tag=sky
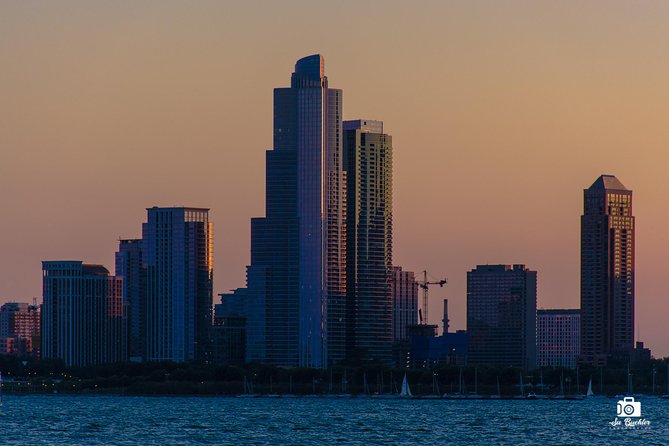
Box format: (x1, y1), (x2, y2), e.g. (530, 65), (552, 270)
(1, 1), (668, 357)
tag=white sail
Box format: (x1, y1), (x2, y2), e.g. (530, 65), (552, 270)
(586, 378), (594, 397)
(400, 373), (412, 397)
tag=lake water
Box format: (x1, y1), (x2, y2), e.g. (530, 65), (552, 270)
(0, 395), (667, 445)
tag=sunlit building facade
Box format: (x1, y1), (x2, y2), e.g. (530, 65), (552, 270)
(143, 207), (213, 363)
(344, 119), (393, 362)
(0, 302), (41, 357)
(580, 175), (635, 366)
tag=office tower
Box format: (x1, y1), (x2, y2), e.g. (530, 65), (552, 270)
(537, 309), (580, 368)
(580, 175), (635, 366)
(248, 54), (345, 367)
(41, 261), (126, 366)
(115, 239), (145, 362)
(143, 207), (213, 362)
(391, 266), (419, 341)
(0, 302), (40, 357)
(467, 264), (537, 370)
(343, 119), (393, 362)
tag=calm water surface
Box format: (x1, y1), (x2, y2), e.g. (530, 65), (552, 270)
(0, 395), (667, 445)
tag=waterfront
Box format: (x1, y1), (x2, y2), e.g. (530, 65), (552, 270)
(0, 395), (667, 445)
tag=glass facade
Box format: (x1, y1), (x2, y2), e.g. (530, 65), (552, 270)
(41, 261), (126, 367)
(143, 207), (213, 362)
(344, 120), (393, 363)
(250, 55), (345, 367)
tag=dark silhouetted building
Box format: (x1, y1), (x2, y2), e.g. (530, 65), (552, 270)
(343, 119), (393, 363)
(580, 175), (635, 366)
(409, 330), (468, 368)
(467, 264), (537, 370)
(537, 309), (580, 368)
(143, 207), (213, 362)
(41, 261), (126, 366)
(209, 307), (246, 365)
(115, 239), (145, 362)
(247, 54), (345, 367)
(218, 273), (265, 364)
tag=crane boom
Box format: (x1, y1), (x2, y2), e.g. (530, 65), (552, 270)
(417, 270), (447, 324)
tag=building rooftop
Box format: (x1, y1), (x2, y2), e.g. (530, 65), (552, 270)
(588, 175), (629, 192)
(294, 54), (324, 78)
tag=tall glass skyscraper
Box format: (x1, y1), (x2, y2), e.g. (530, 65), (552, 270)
(343, 119), (393, 363)
(143, 207), (213, 362)
(580, 175), (634, 366)
(250, 55), (345, 367)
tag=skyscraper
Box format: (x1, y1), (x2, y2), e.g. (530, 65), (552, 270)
(42, 261), (125, 366)
(248, 54), (345, 367)
(580, 175), (635, 366)
(391, 266), (419, 342)
(467, 264), (537, 370)
(143, 207), (213, 362)
(115, 239), (145, 362)
(343, 119), (393, 362)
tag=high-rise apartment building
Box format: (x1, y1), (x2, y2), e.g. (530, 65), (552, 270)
(537, 309), (580, 368)
(115, 239), (145, 361)
(580, 175), (635, 366)
(391, 266), (419, 342)
(143, 207), (213, 362)
(41, 261), (126, 366)
(0, 302), (40, 357)
(343, 119), (393, 362)
(467, 264), (537, 370)
(248, 54), (345, 367)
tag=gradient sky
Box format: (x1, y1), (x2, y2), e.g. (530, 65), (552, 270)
(2, 1), (668, 356)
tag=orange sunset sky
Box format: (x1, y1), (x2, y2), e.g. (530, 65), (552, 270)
(1, 1), (668, 356)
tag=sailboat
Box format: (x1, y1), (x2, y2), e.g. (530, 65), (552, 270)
(586, 378), (594, 397)
(400, 373), (412, 398)
(662, 363), (669, 399)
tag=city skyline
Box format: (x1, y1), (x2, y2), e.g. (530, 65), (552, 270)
(2, 1), (669, 357)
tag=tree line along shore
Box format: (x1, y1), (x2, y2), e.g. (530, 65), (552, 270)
(0, 356), (667, 397)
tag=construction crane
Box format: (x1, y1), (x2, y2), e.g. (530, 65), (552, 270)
(417, 270), (447, 325)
